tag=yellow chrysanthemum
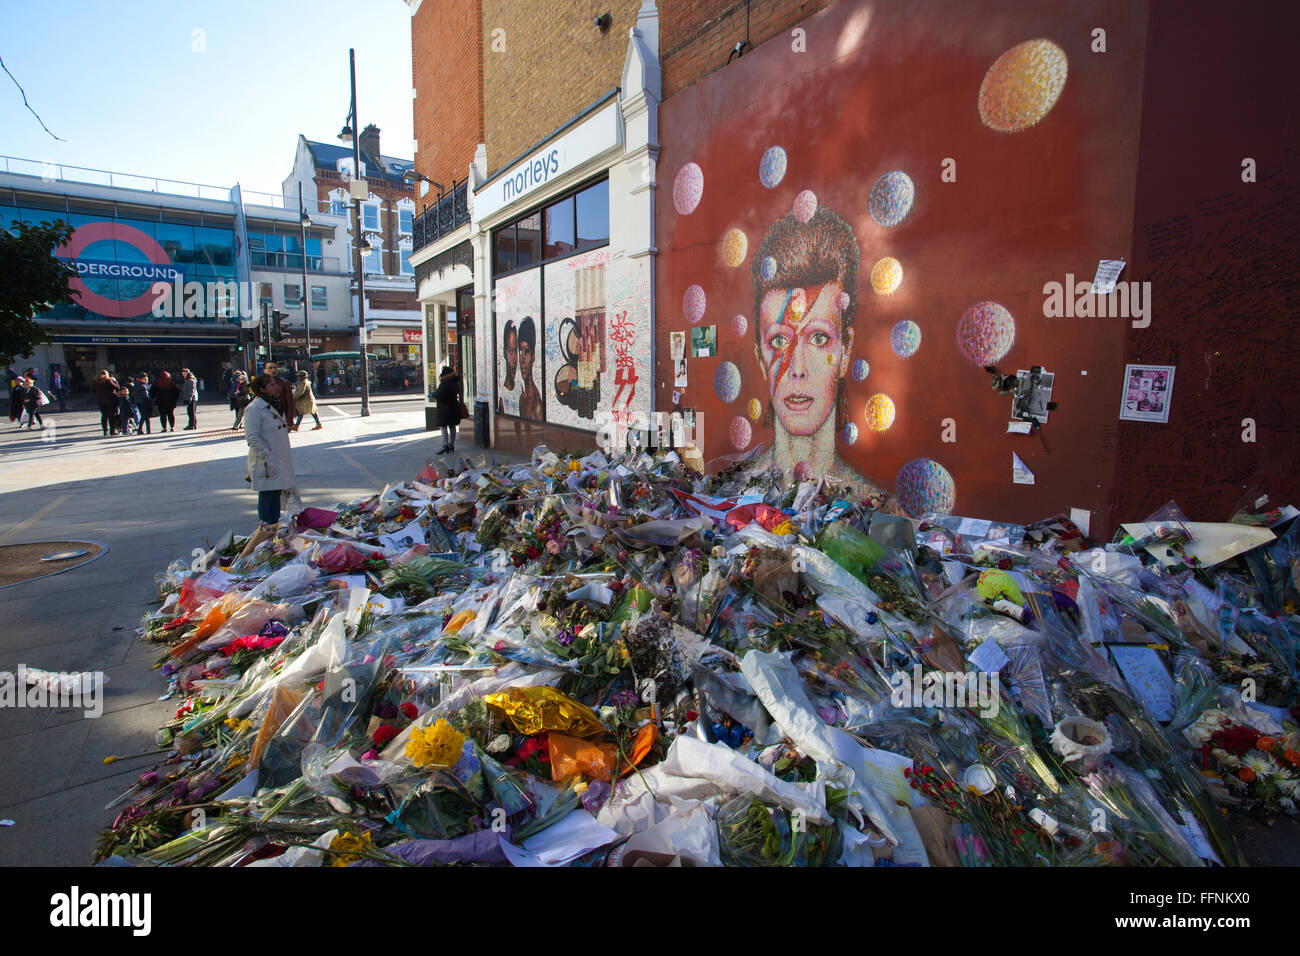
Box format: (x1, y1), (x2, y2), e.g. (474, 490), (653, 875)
(405, 718), (466, 768)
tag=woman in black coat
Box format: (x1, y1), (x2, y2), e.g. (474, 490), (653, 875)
(150, 371), (181, 433)
(433, 365), (463, 454)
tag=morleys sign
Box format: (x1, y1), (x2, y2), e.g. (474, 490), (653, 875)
(473, 101), (619, 223)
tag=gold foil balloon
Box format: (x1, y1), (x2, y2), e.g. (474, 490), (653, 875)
(979, 39), (1068, 133)
(484, 686), (607, 737)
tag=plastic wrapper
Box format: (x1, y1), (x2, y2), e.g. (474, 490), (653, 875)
(716, 794), (840, 867)
(548, 732), (618, 782)
(485, 686), (607, 738)
(819, 521), (885, 582)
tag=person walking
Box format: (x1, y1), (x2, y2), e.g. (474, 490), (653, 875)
(243, 373), (296, 531)
(179, 368), (198, 430)
(9, 373), (25, 427)
(231, 374), (252, 429)
(292, 370), (321, 431)
(50, 366), (67, 412)
(129, 375), (153, 435)
(433, 365), (464, 454)
(91, 370), (120, 436)
(151, 371), (180, 433)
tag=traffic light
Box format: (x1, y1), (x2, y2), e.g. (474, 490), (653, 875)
(272, 310), (289, 341)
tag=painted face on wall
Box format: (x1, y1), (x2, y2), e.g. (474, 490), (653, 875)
(504, 330), (518, 373)
(756, 280), (852, 437)
(518, 335), (535, 378)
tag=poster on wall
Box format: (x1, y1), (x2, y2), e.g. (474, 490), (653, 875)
(543, 248), (609, 430)
(1118, 364), (1175, 424)
(692, 325), (717, 357)
(494, 269), (543, 420)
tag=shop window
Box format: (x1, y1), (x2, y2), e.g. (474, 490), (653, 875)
(544, 196), (575, 259)
(516, 212), (541, 269)
(311, 286), (327, 309)
(493, 224), (516, 275)
(576, 180), (609, 250)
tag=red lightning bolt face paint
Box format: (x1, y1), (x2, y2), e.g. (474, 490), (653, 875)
(759, 281), (844, 437)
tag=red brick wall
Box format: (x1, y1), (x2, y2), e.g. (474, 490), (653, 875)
(660, 0), (830, 99)
(412, 0), (485, 205)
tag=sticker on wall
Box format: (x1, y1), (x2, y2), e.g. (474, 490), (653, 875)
(957, 301), (1016, 366)
(896, 458), (957, 517)
(758, 146), (787, 188)
(673, 162), (703, 215)
(870, 257), (903, 295)
(868, 171), (915, 227)
(683, 284), (707, 324)
(714, 361), (741, 403)
(721, 227), (748, 267)
(1091, 259), (1126, 296)
(494, 269), (543, 420)
(978, 38), (1069, 133)
(692, 325), (717, 358)
(1118, 363), (1175, 424)
(1012, 451), (1036, 484)
(891, 320), (922, 358)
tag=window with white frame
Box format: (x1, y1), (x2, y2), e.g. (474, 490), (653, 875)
(400, 249), (414, 275)
(399, 208), (413, 234)
(363, 240), (382, 274)
(362, 202), (380, 231)
(311, 286), (327, 309)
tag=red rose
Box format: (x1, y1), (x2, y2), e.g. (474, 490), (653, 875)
(400, 702), (418, 721)
(373, 725), (397, 748)
(526, 545), (541, 560)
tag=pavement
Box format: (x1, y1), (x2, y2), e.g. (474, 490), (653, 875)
(0, 396), (485, 865)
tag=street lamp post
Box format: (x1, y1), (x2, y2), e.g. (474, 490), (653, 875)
(298, 182), (312, 375)
(341, 47), (371, 417)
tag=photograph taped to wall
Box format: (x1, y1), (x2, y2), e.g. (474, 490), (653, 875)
(674, 356), (688, 388)
(1011, 369), (1055, 423)
(494, 269), (543, 420)
(1119, 363), (1175, 424)
(670, 330), (686, 361)
(544, 247), (609, 429)
(691, 324), (717, 357)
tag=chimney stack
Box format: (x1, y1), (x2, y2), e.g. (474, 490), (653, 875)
(359, 124), (381, 165)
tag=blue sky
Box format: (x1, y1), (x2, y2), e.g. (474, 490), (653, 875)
(0, 0), (415, 200)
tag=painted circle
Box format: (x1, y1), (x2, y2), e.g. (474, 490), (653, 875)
(731, 313), (748, 337)
(56, 222), (174, 318)
(793, 189), (818, 223)
(979, 39), (1069, 133)
(871, 257), (903, 295)
(673, 162), (704, 214)
(868, 171), (915, 227)
(851, 358), (870, 382)
(759, 256), (777, 281)
(957, 301), (1016, 366)
(730, 416), (752, 450)
(759, 146), (788, 188)
(896, 458), (957, 517)
(746, 398), (762, 420)
(683, 284), (707, 324)
(865, 393), (895, 432)
(722, 227), (748, 267)
(891, 320), (922, 358)
(842, 422), (859, 445)
(714, 361), (742, 403)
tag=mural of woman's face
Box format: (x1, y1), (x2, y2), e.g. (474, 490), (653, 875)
(504, 330), (518, 372)
(756, 280), (852, 437)
(519, 335), (535, 377)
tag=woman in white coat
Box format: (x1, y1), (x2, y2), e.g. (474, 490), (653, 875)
(244, 373), (297, 529)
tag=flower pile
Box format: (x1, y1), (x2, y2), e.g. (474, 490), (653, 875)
(99, 447), (1300, 867)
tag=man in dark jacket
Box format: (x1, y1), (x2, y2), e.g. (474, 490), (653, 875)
(262, 362), (298, 430)
(129, 375), (154, 434)
(433, 365), (463, 454)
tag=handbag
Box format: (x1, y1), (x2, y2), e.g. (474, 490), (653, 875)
(458, 399), (469, 420)
(34, 389), (49, 407)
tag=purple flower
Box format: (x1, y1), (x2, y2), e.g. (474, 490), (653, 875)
(557, 630), (575, 646)
(609, 689), (639, 709)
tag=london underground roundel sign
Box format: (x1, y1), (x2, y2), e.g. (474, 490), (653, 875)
(56, 222), (178, 319)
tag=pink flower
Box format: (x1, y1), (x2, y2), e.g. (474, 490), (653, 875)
(546, 539), (562, 555)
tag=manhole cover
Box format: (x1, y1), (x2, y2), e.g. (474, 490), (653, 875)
(41, 549), (89, 562)
(0, 541), (106, 588)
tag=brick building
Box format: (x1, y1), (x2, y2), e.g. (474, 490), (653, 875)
(282, 126), (424, 391)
